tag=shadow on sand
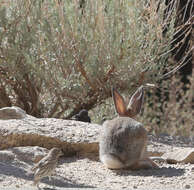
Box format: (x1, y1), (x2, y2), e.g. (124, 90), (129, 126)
(111, 166), (185, 177)
(0, 161), (95, 189)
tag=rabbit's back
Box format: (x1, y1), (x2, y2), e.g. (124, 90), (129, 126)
(100, 117), (147, 168)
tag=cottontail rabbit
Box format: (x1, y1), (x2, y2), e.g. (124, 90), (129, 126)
(99, 86), (158, 169)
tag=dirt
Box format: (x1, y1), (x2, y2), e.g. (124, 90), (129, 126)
(0, 135), (194, 190)
(1, 156), (194, 189)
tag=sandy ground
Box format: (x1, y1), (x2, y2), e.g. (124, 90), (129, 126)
(0, 135), (194, 190)
(1, 154), (194, 189)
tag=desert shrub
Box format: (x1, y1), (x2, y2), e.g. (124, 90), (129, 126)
(92, 73), (194, 138)
(0, 0), (175, 118)
(141, 73), (194, 137)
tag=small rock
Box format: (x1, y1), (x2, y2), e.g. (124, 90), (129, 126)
(151, 156), (166, 162)
(0, 106), (26, 120)
(15, 184), (20, 188)
(185, 184), (191, 189)
(162, 148), (194, 164)
(160, 180), (165, 184)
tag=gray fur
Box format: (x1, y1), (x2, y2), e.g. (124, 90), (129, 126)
(99, 86), (158, 169)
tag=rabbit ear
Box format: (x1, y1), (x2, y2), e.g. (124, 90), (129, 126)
(112, 88), (127, 116)
(127, 86), (144, 117)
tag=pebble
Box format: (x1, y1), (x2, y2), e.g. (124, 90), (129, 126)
(159, 180), (165, 184)
(185, 184), (191, 189)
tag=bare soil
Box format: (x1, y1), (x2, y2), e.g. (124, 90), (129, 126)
(0, 135), (194, 190)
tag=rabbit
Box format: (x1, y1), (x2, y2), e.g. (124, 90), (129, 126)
(99, 86), (158, 170)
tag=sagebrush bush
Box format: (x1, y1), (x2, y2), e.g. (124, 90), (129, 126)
(0, 0), (193, 137)
(141, 73), (194, 137)
(0, 0), (175, 118)
(92, 74), (194, 137)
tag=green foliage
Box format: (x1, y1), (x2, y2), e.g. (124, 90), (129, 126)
(0, 0), (175, 118)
